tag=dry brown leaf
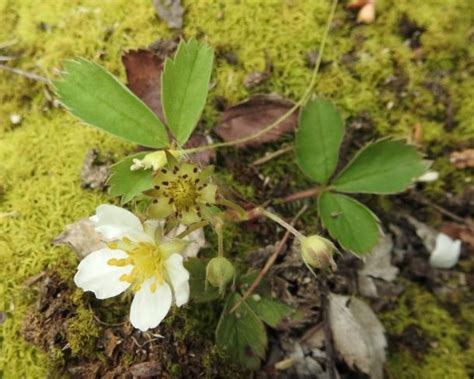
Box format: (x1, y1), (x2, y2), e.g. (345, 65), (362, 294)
(450, 149), (474, 169)
(122, 49), (165, 123)
(440, 222), (474, 248)
(152, 0), (184, 29)
(215, 94), (298, 148)
(129, 361), (161, 377)
(329, 294), (386, 379)
(80, 149), (110, 190)
(358, 234), (399, 298)
(53, 218), (104, 260)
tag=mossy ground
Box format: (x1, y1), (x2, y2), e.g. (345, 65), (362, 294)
(0, 0), (472, 377)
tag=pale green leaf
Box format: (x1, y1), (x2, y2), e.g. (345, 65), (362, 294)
(216, 293), (267, 369)
(162, 39), (214, 145)
(318, 191), (380, 255)
(108, 153), (154, 204)
(55, 58), (169, 148)
(332, 139), (429, 194)
(295, 99), (345, 183)
(246, 296), (293, 328)
(184, 258), (220, 303)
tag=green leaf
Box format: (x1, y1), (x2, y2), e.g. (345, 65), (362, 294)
(246, 296), (293, 328)
(184, 258), (220, 303)
(318, 191), (380, 255)
(295, 99), (345, 183)
(108, 153), (154, 204)
(162, 39), (214, 145)
(216, 293), (267, 369)
(332, 139), (429, 194)
(55, 58), (169, 148)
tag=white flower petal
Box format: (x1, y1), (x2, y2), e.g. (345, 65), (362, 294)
(74, 248), (132, 299)
(91, 204), (144, 241)
(167, 224), (206, 259)
(165, 253), (190, 307)
(130, 279), (172, 331)
(417, 171), (439, 183)
(429, 233), (462, 269)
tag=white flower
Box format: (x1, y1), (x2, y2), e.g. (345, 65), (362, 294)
(429, 233), (462, 269)
(74, 204), (196, 331)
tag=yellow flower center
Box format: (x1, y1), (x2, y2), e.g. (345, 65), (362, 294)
(107, 238), (166, 292)
(168, 177), (199, 212)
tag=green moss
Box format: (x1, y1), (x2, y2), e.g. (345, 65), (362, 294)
(381, 283), (471, 378)
(65, 307), (100, 357)
(0, 0), (472, 376)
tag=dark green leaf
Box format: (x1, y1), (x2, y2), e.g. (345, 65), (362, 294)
(108, 153), (154, 204)
(162, 39), (214, 145)
(318, 191), (380, 255)
(295, 99), (345, 183)
(246, 296), (293, 328)
(216, 293), (267, 369)
(184, 258), (220, 303)
(55, 58), (169, 148)
(332, 139), (429, 194)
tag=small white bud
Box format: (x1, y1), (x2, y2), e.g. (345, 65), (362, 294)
(206, 257), (235, 293)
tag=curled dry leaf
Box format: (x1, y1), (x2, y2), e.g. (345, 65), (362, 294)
(122, 49), (165, 123)
(450, 149), (474, 169)
(53, 218), (104, 260)
(358, 234), (399, 298)
(215, 94), (298, 148)
(152, 0), (184, 29)
(329, 294), (386, 379)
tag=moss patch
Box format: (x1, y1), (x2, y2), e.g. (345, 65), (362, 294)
(381, 283), (472, 378)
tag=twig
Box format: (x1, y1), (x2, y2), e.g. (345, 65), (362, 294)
(320, 272), (337, 379)
(0, 63), (51, 84)
(411, 192), (465, 224)
(281, 187), (320, 203)
(229, 205), (308, 313)
(252, 145), (293, 166)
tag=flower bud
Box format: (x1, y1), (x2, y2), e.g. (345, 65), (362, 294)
(301, 235), (337, 271)
(206, 257), (235, 293)
(130, 151), (168, 171)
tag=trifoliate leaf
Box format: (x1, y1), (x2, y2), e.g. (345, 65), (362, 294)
(295, 99), (345, 183)
(108, 153), (154, 204)
(55, 59), (169, 148)
(216, 293), (267, 369)
(162, 39), (214, 145)
(318, 191), (380, 255)
(332, 139), (429, 194)
(184, 258), (220, 303)
(246, 296), (293, 328)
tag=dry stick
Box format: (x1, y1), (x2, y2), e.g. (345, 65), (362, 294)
(281, 187), (321, 203)
(252, 145), (293, 166)
(0, 63), (51, 83)
(229, 205), (308, 314)
(411, 192), (465, 224)
(182, 0), (339, 155)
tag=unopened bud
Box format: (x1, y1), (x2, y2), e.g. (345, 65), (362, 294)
(130, 151), (168, 171)
(206, 257), (235, 293)
(301, 235), (337, 271)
